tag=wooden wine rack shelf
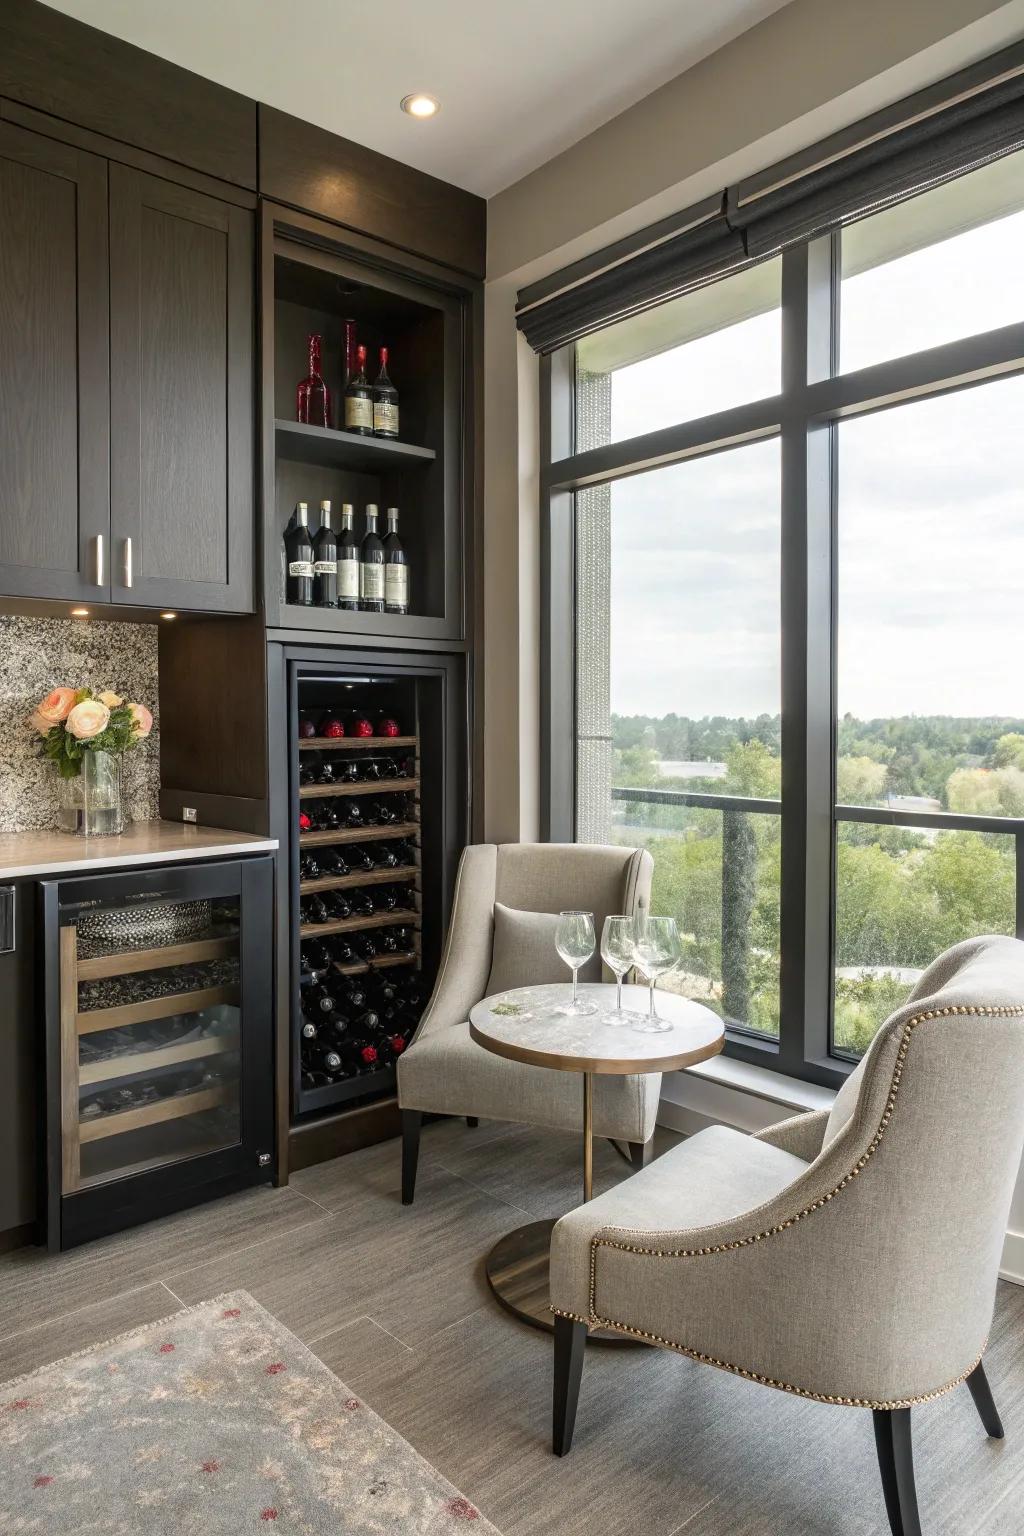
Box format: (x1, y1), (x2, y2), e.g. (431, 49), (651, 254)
(77, 935), (238, 981)
(79, 1031), (240, 1088)
(299, 735), (417, 750)
(79, 1083), (234, 1143)
(300, 865), (418, 895)
(333, 951), (418, 979)
(299, 908), (419, 940)
(299, 822), (418, 848)
(77, 983), (240, 1036)
(299, 777), (418, 799)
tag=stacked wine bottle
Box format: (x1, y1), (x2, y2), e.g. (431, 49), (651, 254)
(296, 707), (425, 1096)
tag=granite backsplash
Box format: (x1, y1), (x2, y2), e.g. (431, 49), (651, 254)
(0, 617), (159, 832)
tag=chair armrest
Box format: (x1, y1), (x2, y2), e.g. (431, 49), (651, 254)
(752, 1109), (830, 1162)
(410, 844), (497, 1042)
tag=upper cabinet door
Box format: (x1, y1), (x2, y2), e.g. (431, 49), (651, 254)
(109, 166), (254, 612)
(0, 123), (109, 601)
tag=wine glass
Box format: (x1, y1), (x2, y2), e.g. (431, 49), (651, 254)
(631, 915), (681, 1032)
(600, 915), (641, 1026)
(554, 911), (598, 1016)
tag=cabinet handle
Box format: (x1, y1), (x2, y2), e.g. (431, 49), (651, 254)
(123, 537), (133, 589)
(94, 534), (104, 587)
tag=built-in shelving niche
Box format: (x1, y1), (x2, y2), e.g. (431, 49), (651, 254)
(266, 236), (465, 642)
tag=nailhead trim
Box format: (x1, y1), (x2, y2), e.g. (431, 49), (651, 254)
(573, 1003), (1024, 1408)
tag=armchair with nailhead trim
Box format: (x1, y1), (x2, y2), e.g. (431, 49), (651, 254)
(549, 934), (1024, 1536)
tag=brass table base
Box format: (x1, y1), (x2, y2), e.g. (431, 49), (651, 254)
(484, 1217), (646, 1346)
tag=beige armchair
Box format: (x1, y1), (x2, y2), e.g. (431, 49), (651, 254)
(549, 935), (1024, 1536)
(397, 841), (654, 1204)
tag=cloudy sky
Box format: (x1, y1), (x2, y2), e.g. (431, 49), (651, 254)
(603, 206), (1024, 721)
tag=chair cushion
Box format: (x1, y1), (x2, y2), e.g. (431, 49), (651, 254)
(484, 903), (600, 996)
(397, 1020), (660, 1142)
(550, 1125), (809, 1319)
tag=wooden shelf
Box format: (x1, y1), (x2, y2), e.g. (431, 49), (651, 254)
(299, 908), (419, 940)
(76, 935), (238, 982)
(79, 1031), (239, 1088)
(79, 1083), (234, 1143)
(299, 736), (417, 750)
(275, 419), (435, 471)
(77, 983), (240, 1036)
(300, 865), (418, 894)
(299, 777), (417, 800)
(333, 953), (418, 978)
(299, 823), (418, 848)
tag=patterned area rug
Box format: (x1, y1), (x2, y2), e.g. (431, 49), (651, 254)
(0, 1291), (499, 1533)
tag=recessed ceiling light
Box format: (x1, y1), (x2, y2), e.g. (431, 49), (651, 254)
(401, 93), (440, 119)
(71, 607), (89, 617)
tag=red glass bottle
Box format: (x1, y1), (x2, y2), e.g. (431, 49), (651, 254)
(296, 334), (331, 428)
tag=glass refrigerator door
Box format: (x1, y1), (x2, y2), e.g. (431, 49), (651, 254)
(60, 889), (243, 1192)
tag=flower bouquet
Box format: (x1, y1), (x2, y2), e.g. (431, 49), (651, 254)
(31, 687), (153, 835)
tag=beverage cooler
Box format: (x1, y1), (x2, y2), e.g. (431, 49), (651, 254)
(41, 858), (274, 1251)
(287, 653), (464, 1119)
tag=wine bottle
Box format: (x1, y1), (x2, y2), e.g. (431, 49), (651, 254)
(320, 848), (352, 877)
(310, 803), (342, 831)
(337, 504), (360, 613)
(285, 503), (314, 607)
(297, 715), (318, 739)
(350, 890), (376, 917)
(296, 333), (331, 428)
(330, 758), (359, 784)
(300, 894), (330, 925)
(303, 981), (339, 1017)
(340, 800), (364, 828)
(299, 758), (319, 786)
(354, 933), (377, 960)
(345, 1039), (380, 1074)
(344, 344), (374, 435)
(348, 845), (375, 872)
(360, 505), (385, 613)
(299, 852), (322, 881)
(333, 938), (357, 965)
(342, 319), (358, 388)
(376, 886), (400, 912)
(300, 1019), (318, 1040)
(374, 843), (400, 869)
(313, 501), (338, 608)
(326, 892), (353, 920)
(337, 981), (369, 1011)
(300, 938), (333, 973)
(306, 1045), (343, 1074)
(372, 347), (399, 438)
(383, 507), (409, 615)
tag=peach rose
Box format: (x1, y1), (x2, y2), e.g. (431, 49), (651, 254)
(128, 703), (153, 739)
(97, 691), (123, 708)
(33, 687), (77, 729)
(65, 699), (111, 741)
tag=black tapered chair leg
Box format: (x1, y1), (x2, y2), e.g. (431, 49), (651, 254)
(552, 1316), (587, 1456)
(466, 1116), (479, 1127)
(966, 1360), (1004, 1438)
(873, 1408), (922, 1536)
(628, 1139), (653, 1170)
(401, 1109), (422, 1206)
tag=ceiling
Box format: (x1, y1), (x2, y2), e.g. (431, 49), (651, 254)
(40, 0), (790, 197)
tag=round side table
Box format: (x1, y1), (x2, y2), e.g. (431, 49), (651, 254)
(469, 981), (724, 1341)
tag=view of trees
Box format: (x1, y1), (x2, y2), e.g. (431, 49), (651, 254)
(610, 714), (1019, 1054)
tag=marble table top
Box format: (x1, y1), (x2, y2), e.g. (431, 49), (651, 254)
(469, 982), (724, 1075)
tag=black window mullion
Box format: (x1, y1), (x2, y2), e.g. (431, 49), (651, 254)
(540, 348), (577, 842)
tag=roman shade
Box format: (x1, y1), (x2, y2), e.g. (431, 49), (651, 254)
(515, 41), (1024, 357)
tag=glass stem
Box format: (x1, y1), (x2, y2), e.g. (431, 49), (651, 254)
(649, 977), (656, 1017)
(616, 973), (623, 1012)
(572, 966), (579, 1007)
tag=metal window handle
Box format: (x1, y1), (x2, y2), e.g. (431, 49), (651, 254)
(123, 537), (133, 589)
(94, 533), (104, 587)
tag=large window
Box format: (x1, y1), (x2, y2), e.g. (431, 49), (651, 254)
(544, 147), (1024, 1087)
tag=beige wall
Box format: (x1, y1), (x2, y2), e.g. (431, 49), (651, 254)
(480, 0), (1024, 843)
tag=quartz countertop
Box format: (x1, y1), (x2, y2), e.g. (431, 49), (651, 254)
(0, 821), (277, 879)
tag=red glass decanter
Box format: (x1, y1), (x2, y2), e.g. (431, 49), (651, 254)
(296, 334), (331, 428)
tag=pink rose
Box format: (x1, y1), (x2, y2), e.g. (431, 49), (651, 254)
(31, 687), (77, 733)
(97, 691), (123, 708)
(65, 699), (110, 740)
(128, 703), (153, 739)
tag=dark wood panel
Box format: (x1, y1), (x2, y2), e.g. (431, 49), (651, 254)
(0, 881), (37, 1239)
(0, 121), (109, 601)
(287, 1098), (400, 1172)
(259, 106), (485, 280)
(158, 614), (268, 806)
(0, 0), (257, 190)
(109, 165), (254, 612)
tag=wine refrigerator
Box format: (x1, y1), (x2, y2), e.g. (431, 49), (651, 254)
(41, 857), (275, 1251)
(286, 652), (464, 1119)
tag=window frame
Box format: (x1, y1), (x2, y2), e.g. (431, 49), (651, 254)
(540, 227), (1024, 1091)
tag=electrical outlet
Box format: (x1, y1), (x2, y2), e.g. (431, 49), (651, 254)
(182, 806), (198, 823)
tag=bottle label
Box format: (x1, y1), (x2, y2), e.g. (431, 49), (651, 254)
(385, 566), (408, 605)
(374, 400), (399, 435)
(338, 557), (360, 599)
(361, 564), (384, 601)
(345, 396), (373, 431)
(288, 560), (314, 577)
(313, 559), (337, 575)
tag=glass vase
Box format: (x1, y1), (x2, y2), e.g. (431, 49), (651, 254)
(59, 750), (124, 836)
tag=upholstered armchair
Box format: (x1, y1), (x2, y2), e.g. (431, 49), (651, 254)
(397, 841), (654, 1204)
(549, 934), (1024, 1536)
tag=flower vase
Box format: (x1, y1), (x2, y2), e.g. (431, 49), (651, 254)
(59, 750), (124, 836)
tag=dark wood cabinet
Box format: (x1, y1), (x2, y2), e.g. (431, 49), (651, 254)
(0, 122), (109, 601)
(109, 167), (254, 612)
